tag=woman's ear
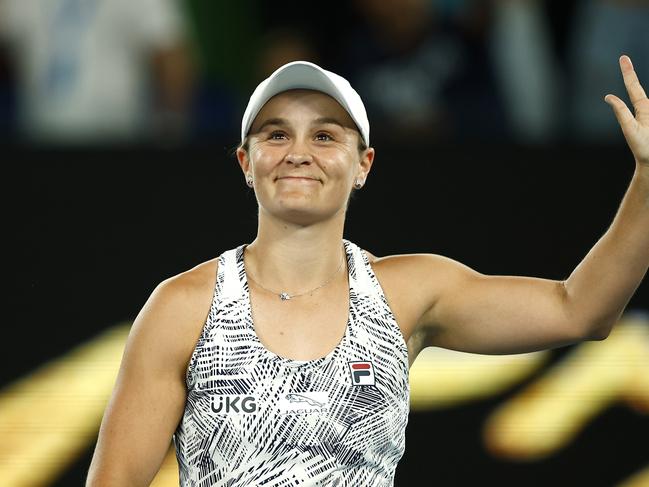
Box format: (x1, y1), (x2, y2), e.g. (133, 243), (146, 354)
(359, 147), (375, 181)
(236, 147), (250, 175)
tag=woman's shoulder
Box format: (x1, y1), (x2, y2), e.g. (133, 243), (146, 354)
(156, 243), (242, 305)
(158, 256), (219, 308)
(117, 256), (221, 384)
(364, 250), (472, 306)
(362, 250), (461, 343)
(364, 249), (464, 275)
(138, 256), (220, 337)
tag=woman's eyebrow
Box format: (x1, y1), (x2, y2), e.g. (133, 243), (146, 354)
(253, 118), (288, 133)
(311, 117), (346, 128)
(253, 116), (348, 134)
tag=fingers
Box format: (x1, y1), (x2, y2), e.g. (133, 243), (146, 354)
(604, 93), (636, 131)
(620, 55), (648, 108)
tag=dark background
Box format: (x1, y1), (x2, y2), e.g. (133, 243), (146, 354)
(3, 0), (649, 484)
(8, 140), (648, 486)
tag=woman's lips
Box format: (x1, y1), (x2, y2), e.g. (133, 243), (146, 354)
(277, 176), (319, 182)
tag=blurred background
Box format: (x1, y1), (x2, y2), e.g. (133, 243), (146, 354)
(3, 0), (649, 485)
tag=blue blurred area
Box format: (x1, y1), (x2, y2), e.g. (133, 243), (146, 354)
(0, 46), (15, 140)
(0, 0), (648, 146)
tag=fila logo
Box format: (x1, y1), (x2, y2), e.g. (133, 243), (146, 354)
(211, 395), (257, 414)
(349, 361), (375, 386)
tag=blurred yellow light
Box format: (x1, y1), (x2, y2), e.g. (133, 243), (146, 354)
(618, 464), (649, 487)
(409, 347), (548, 410)
(0, 324), (130, 486)
(483, 316), (649, 461)
(1, 313), (647, 485)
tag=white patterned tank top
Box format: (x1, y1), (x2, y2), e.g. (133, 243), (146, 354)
(174, 239), (410, 486)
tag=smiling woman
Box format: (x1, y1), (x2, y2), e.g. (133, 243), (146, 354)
(86, 58), (649, 486)
(238, 89), (373, 226)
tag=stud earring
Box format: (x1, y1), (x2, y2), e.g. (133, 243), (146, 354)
(246, 175), (254, 187)
(353, 178), (363, 190)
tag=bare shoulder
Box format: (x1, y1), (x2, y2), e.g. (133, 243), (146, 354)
(365, 250), (477, 294)
(159, 257), (219, 306)
(131, 257), (219, 376)
(361, 250), (481, 343)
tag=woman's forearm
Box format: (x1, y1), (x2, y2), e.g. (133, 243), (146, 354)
(564, 163), (649, 337)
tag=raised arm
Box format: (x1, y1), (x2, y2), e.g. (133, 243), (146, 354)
(381, 56), (649, 356)
(86, 269), (212, 486)
(561, 55), (649, 339)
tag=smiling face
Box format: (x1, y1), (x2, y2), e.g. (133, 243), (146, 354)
(237, 89), (374, 226)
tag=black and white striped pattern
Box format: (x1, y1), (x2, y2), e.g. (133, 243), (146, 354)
(174, 240), (410, 486)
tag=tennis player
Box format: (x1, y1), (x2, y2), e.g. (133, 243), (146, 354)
(86, 55), (649, 486)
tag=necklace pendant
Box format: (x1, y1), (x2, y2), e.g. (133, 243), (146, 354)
(279, 292), (291, 301)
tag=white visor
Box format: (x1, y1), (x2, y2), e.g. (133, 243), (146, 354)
(241, 61), (369, 147)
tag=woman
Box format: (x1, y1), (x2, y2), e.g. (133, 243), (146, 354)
(87, 57), (649, 486)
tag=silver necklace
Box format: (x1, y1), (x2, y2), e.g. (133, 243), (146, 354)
(245, 252), (345, 301)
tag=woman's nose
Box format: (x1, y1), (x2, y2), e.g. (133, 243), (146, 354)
(285, 140), (313, 165)
(285, 153), (313, 165)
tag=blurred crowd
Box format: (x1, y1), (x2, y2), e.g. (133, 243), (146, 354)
(0, 0), (647, 147)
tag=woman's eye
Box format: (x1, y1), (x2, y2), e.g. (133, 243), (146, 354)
(269, 131), (287, 140)
(315, 133), (333, 141)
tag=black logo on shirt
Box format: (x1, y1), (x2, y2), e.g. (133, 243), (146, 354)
(285, 393), (325, 408)
(211, 395), (257, 413)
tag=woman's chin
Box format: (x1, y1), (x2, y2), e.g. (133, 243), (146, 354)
(262, 202), (343, 226)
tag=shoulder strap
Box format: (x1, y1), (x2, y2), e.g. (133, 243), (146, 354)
(216, 245), (246, 301)
(344, 239), (376, 296)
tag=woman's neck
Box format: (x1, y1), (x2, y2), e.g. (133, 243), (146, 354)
(244, 212), (347, 292)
